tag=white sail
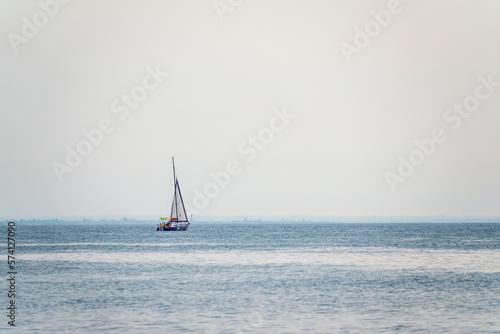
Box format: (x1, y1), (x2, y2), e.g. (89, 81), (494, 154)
(170, 179), (188, 222)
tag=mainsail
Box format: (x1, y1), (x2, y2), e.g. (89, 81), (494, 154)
(170, 179), (188, 222)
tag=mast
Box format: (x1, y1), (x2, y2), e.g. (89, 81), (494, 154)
(171, 157), (178, 220)
(172, 157), (176, 184)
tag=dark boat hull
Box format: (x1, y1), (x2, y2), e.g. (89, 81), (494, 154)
(157, 223), (189, 231)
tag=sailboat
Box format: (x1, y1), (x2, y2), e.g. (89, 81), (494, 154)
(157, 157), (190, 231)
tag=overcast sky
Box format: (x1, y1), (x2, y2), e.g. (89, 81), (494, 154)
(1, 0), (499, 220)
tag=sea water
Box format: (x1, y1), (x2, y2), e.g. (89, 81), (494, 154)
(3, 223), (500, 333)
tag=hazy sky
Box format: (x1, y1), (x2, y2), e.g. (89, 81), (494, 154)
(1, 0), (499, 219)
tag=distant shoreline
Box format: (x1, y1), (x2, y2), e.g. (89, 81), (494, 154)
(3, 217), (500, 225)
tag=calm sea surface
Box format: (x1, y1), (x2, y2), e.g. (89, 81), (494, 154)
(3, 223), (500, 333)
